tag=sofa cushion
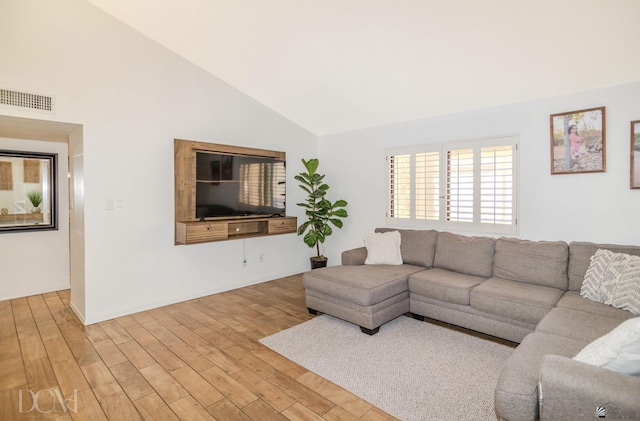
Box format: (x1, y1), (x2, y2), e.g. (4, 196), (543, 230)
(556, 291), (636, 320)
(495, 332), (585, 421)
(568, 241), (640, 291)
(376, 228), (438, 267)
(493, 237), (568, 289)
(433, 232), (495, 277)
(408, 268), (487, 306)
(536, 307), (629, 343)
(580, 249), (640, 315)
(573, 317), (640, 376)
(364, 231), (403, 265)
(303, 264), (424, 306)
(470, 277), (563, 325)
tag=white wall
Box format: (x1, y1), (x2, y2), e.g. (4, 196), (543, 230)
(0, 0), (316, 323)
(0, 138), (70, 299)
(319, 83), (640, 264)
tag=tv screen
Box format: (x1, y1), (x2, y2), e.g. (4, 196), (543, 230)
(195, 152), (286, 219)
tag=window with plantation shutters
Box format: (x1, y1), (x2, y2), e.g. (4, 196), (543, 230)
(387, 135), (518, 235)
(416, 152), (439, 220)
(388, 154), (411, 218)
(480, 145), (514, 225)
(446, 148), (474, 223)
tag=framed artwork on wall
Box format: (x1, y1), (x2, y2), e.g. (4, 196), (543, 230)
(550, 107), (606, 175)
(632, 120), (640, 189)
(0, 149), (58, 233)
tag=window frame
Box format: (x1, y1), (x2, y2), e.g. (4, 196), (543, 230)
(386, 134), (519, 235)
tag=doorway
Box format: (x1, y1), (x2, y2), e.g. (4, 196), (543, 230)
(0, 114), (85, 320)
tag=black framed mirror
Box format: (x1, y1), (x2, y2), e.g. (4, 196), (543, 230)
(0, 149), (58, 232)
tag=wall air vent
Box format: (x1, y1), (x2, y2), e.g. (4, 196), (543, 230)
(0, 88), (55, 114)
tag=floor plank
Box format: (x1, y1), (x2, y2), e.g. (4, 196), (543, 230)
(133, 392), (181, 421)
(139, 364), (189, 404)
(100, 391), (143, 421)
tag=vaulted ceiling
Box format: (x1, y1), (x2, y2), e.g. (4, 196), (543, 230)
(86, 0), (640, 136)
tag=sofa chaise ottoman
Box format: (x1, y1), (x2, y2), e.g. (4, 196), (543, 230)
(303, 264), (424, 334)
(303, 229), (436, 334)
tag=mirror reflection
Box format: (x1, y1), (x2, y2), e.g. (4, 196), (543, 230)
(0, 150), (57, 232)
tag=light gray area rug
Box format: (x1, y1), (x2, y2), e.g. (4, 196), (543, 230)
(260, 315), (514, 421)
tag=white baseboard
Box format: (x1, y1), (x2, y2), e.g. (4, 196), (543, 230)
(81, 267), (307, 325)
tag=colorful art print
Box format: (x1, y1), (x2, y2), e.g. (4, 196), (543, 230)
(550, 107), (606, 175)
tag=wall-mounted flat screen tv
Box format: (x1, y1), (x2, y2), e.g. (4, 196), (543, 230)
(195, 151), (286, 219)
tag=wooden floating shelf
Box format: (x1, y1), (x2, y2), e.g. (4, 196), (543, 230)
(175, 216), (297, 245)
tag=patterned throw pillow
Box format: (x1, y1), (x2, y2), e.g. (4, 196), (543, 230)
(581, 249), (626, 302)
(608, 255), (640, 315)
(364, 230), (403, 265)
(581, 249), (640, 315)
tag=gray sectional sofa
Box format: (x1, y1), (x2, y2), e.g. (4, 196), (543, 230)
(302, 228), (640, 421)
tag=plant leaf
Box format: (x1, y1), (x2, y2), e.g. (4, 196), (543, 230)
(303, 230), (318, 247)
(331, 209), (348, 218)
(297, 220), (311, 235)
(304, 158), (319, 175)
(298, 186), (313, 195)
(329, 218), (343, 228)
(333, 199), (347, 207)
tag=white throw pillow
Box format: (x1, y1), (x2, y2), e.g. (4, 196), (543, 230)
(580, 249), (640, 315)
(573, 317), (640, 376)
(364, 231), (403, 265)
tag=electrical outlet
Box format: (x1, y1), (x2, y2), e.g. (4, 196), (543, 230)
(259, 253), (264, 263)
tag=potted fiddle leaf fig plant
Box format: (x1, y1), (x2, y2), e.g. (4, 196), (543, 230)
(296, 158), (348, 269)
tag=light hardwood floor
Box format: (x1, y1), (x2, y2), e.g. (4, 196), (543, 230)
(0, 274), (398, 421)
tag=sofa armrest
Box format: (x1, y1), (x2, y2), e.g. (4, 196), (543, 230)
(341, 247), (367, 265)
(539, 354), (640, 421)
